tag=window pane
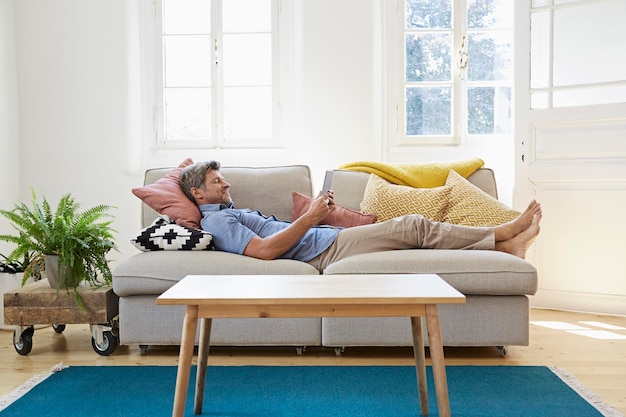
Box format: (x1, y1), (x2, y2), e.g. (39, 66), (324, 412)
(405, 87), (452, 135)
(467, 87), (511, 134)
(223, 0), (271, 33)
(164, 37), (212, 87)
(224, 87), (272, 139)
(467, 0), (513, 29)
(223, 34), (272, 86)
(553, 1), (626, 87)
(406, 34), (452, 82)
(553, 85), (626, 107)
(530, 11), (550, 89)
(405, 0), (451, 29)
(531, 91), (549, 109)
(163, 0), (210, 34)
(467, 32), (512, 81)
(164, 88), (211, 140)
(532, 0), (550, 7)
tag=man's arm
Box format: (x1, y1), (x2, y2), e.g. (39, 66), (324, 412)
(243, 192), (335, 260)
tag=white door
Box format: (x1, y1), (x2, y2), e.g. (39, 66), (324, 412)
(515, 0), (626, 315)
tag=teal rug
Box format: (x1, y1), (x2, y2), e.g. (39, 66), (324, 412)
(0, 365), (619, 417)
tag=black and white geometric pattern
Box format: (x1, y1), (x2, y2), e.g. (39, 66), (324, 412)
(131, 216), (215, 252)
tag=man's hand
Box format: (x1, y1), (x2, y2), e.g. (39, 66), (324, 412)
(305, 191), (336, 224)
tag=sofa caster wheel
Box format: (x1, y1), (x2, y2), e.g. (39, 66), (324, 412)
(497, 346), (507, 357)
(295, 346), (306, 356)
(334, 347), (345, 357)
(139, 344), (149, 355)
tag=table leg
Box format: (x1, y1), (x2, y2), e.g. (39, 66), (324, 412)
(425, 304), (451, 417)
(172, 305), (199, 417)
(411, 316), (429, 416)
(194, 318), (212, 415)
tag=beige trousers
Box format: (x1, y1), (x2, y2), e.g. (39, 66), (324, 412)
(308, 214), (494, 272)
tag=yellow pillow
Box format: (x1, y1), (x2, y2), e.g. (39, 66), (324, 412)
(360, 174), (451, 222)
(443, 170), (520, 226)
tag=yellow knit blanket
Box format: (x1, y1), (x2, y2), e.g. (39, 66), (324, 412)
(338, 158), (485, 188)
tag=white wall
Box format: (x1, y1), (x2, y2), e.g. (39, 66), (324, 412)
(0, 0), (19, 255)
(12, 0), (143, 263)
(6, 0), (516, 266)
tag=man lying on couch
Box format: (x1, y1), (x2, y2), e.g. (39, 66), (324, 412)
(179, 160), (542, 273)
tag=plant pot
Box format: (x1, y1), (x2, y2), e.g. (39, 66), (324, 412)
(1, 272), (33, 329)
(44, 255), (74, 289)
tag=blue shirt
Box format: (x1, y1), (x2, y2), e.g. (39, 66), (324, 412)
(198, 203), (341, 262)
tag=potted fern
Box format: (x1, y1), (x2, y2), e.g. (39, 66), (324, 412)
(0, 191), (116, 309)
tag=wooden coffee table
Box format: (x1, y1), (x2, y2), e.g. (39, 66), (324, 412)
(157, 274), (465, 417)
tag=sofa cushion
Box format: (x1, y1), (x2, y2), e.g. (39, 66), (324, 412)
(132, 158), (202, 229)
(443, 170), (520, 226)
(323, 250), (537, 295)
(131, 216), (215, 252)
(223, 165), (314, 221)
(360, 174), (451, 222)
(112, 251), (318, 297)
(291, 192), (377, 228)
(139, 165), (314, 228)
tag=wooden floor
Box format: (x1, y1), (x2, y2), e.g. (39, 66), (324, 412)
(1, 308), (625, 415)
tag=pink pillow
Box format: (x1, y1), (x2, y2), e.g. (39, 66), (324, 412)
(132, 158), (202, 229)
(291, 192), (377, 228)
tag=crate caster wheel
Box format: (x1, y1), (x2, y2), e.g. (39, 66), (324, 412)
(496, 346), (507, 357)
(139, 345), (149, 355)
(13, 326), (35, 356)
(52, 324), (66, 333)
(91, 331), (117, 356)
(295, 346), (306, 356)
(334, 347), (345, 357)
(90, 323), (118, 356)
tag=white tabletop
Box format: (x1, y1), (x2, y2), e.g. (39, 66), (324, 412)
(157, 274), (465, 306)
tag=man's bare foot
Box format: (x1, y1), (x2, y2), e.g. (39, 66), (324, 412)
(495, 213), (542, 259)
(494, 200), (542, 242)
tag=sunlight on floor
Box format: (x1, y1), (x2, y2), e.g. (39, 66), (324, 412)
(578, 321), (626, 330)
(531, 321), (587, 330)
(566, 330), (626, 340)
(530, 320), (626, 340)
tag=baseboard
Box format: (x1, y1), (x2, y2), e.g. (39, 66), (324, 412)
(531, 288), (626, 316)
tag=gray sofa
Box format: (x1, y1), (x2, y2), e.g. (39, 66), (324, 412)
(112, 165), (537, 355)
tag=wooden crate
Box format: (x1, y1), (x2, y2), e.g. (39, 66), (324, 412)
(3, 279), (119, 325)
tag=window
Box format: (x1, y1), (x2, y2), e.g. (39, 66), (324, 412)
(387, 0), (513, 146)
(156, 0), (280, 148)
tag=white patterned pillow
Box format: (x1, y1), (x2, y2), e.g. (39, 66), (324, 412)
(132, 216), (215, 252)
